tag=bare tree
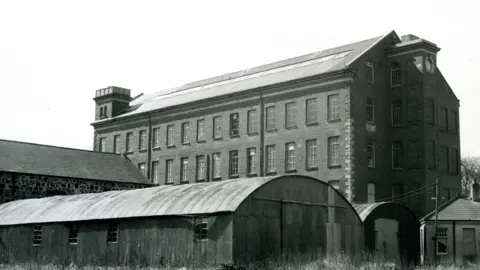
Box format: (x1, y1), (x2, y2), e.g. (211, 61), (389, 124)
(461, 156), (480, 197)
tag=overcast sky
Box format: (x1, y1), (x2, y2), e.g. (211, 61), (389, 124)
(0, 1), (478, 157)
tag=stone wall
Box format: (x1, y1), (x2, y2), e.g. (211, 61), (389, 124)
(0, 171), (150, 204)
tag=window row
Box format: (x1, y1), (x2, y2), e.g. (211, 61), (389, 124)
(389, 98), (458, 132)
(98, 95), (342, 153)
(30, 218), (208, 246)
(391, 140), (459, 174)
(140, 137), (342, 184)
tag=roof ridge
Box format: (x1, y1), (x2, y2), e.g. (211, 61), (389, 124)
(0, 138), (122, 156)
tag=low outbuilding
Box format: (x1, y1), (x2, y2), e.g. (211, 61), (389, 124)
(0, 174), (363, 268)
(354, 202), (420, 265)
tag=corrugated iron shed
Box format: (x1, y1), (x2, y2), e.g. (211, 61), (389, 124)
(94, 33), (391, 122)
(0, 139), (150, 184)
(0, 176), (279, 226)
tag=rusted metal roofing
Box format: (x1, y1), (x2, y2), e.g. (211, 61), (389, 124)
(0, 176), (279, 226)
(0, 139), (150, 184)
(94, 33), (392, 123)
(422, 197), (480, 221)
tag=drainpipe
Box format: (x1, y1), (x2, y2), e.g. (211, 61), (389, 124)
(452, 220), (456, 265)
(259, 90), (265, 177)
(147, 113), (153, 181)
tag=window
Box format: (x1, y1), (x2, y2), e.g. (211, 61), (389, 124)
(440, 107), (448, 131)
(32, 225), (42, 246)
(196, 155), (205, 181)
(113, 135), (120, 154)
(181, 157), (189, 182)
(440, 146), (450, 174)
(392, 184), (403, 203)
(428, 140), (436, 170)
(107, 223), (118, 244)
(126, 132), (133, 152)
(212, 153), (221, 179)
(194, 218), (208, 241)
(409, 141), (420, 169)
(246, 148), (257, 175)
(285, 142), (296, 171)
(229, 150), (239, 177)
(367, 138), (375, 168)
(306, 139), (317, 169)
(426, 98), (435, 126)
(306, 98), (318, 124)
(165, 159), (173, 184)
(167, 125), (175, 146)
(285, 102), (297, 128)
(367, 183), (375, 203)
(328, 136), (340, 167)
(138, 163), (146, 176)
(213, 116), (222, 139)
(328, 94), (340, 121)
(452, 148), (459, 175)
(392, 141), (403, 169)
(436, 228), (448, 255)
(181, 122), (190, 144)
(266, 145), (276, 173)
(230, 113), (239, 137)
(407, 99), (419, 125)
(197, 119), (205, 141)
(452, 111), (458, 134)
(266, 106), (276, 131)
(99, 137), (106, 153)
(152, 127), (160, 148)
(139, 130), (147, 151)
(366, 97), (375, 123)
(68, 224), (79, 245)
(366, 61), (375, 83)
(247, 109), (258, 133)
(151, 161), (160, 184)
(391, 101), (402, 127)
(390, 63), (401, 87)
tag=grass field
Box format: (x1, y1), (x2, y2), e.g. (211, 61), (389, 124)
(1, 254), (479, 270)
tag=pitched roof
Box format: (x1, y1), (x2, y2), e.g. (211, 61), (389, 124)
(94, 32), (393, 123)
(422, 197), (480, 221)
(0, 139), (150, 184)
(0, 176), (281, 226)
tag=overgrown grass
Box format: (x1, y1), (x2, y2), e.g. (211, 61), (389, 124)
(1, 254), (479, 270)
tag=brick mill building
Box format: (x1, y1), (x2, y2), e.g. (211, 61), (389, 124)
(91, 30), (460, 217)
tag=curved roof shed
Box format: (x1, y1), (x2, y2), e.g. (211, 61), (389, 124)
(354, 202), (420, 264)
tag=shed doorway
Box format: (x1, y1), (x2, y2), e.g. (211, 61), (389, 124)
(374, 218), (399, 262)
(462, 228), (476, 263)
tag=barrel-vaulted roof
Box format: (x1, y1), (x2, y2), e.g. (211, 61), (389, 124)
(94, 31), (397, 123)
(353, 202), (419, 222)
(0, 176), (278, 226)
(0, 139), (149, 184)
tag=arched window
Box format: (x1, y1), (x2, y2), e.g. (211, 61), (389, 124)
(366, 60), (374, 83)
(390, 63), (402, 87)
(406, 58), (418, 85)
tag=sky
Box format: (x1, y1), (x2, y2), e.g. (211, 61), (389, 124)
(0, 1), (479, 157)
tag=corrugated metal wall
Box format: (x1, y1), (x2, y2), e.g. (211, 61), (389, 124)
(0, 214), (233, 267)
(232, 175), (364, 264)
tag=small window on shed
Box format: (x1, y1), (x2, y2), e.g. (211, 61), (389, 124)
(32, 225), (42, 246)
(68, 224), (79, 245)
(194, 218), (208, 241)
(107, 223), (118, 244)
